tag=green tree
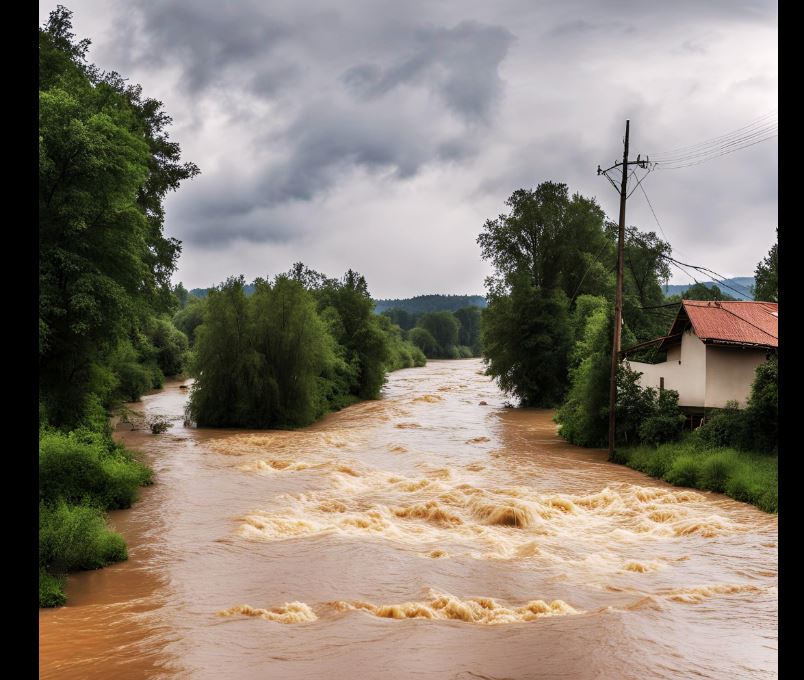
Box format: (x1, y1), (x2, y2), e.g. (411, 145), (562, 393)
(188, 277), (260, 426)
(417, 311), (460, 357)
(477, 182), (610, 300)
(39, 6), (198, 423)
(482, 275), (572, 407)
(249, 276), (336, 426)
(382, 307), (415, 331)
(682, 282), (735, 301)
(453, 306), (482, 354)
(409, 327), (439, 357)
(753, 230), (778, 302)
(172, 296), (207, 346)
(315, 270), (390, 400)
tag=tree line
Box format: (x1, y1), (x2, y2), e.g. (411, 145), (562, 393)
(39, 7), (197, 606)
(381, 307), (482, 358)
(476, 180), (778, 453)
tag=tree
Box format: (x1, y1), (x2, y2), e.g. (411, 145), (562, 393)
(416, 311), (460, 357)
(481, 275), (572, 407)
(682, 282), (735, 301)
(453, 306), (482, 354)
(477, 182), (610, 300)
(409, 327), (439, 357)
(39, 6), (198, 423)
(316, 270), (390, 399)
(381, 307), (415, 331)
(188, 277), (260, 427)
(753, 230), (778, 302)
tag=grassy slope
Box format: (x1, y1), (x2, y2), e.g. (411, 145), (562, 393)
(611, 435), (777, 513)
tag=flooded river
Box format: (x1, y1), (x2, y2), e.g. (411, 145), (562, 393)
(39, 359), (777, 679)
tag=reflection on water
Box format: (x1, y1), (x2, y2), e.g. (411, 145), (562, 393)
(39, 359), (777, 679)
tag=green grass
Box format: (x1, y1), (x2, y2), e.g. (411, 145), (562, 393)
(613, 434), (777, 513)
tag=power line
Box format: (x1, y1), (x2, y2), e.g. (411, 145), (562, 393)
(650, 123), (777, 162)
(650, 111), (777, 158)
(653, 131), (777, 169)
(660, 255), (752, 300)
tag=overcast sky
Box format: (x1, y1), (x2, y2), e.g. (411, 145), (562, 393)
(39, 1), (777, 298)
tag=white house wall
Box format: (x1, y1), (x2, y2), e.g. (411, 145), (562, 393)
(704, 346), (767, 408)
(628, 330), (707, 408)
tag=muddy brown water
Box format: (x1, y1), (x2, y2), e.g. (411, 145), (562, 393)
(39, 359), (777, 679)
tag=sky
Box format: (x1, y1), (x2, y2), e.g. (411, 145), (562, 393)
(39, 1), (778, 298)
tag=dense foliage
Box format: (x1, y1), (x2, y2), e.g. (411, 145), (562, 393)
(477, 181), (672, 423)
(190, 266), (425, 428)
(39, 6), (196, 423)
(753, 229), (778, 302)
(373, 294), (486, 314)
(39, 7), (195, 606)
(681, 282), (736, 301)
(383, 306), (481, 359)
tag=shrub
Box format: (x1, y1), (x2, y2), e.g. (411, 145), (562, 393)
(724, 473), (759, 505)
(643, 444), (679, 478)
(698, 453), (737, 493)
(744, 354), (777, 454)
(39, 502), (128, 574)
(663, 455), (699, 487)
(697, 401), (747, 449)
(39, 568), (66, 608)
(39, 430), (151, 509)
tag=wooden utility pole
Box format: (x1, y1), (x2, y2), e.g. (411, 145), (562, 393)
(597, 121), (648, 457)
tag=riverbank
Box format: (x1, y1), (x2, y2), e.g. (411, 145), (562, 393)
(611, 437), (778, 513)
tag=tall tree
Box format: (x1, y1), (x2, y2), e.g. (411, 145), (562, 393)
(39, 6), (198, 422)
(753, 229), (778, 302)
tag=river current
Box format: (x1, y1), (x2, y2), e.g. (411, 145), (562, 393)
(39, 359), (778, 679)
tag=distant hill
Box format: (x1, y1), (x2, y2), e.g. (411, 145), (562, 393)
(189, 288), (487, 313)
(190, 284), (255, 298)
(373, 294), (486, 314)
(662, 277), (754, 301)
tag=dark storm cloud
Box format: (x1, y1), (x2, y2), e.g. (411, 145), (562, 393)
(341, 21), (514, 123)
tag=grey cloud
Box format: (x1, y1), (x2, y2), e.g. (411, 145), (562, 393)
(341, 21), (515, 123)
(50, 0), (776, 292)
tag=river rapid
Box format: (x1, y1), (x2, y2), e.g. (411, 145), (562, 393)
(39, 359), (778, 679)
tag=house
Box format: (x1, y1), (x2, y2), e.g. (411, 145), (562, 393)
(622, 300), (778, 415)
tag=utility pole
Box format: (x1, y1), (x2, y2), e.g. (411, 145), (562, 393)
(597, 121), (648, 457)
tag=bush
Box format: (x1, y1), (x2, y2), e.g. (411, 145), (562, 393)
(744, 354), (777, 454)
(109, 340), (157, 402)
(697, 401), (747, 449)
(39, 430), (152, 509)
(614, 439), (777, 513)
(698, 453), (737, 493)
(663, 455), (699, 487)
(39, 568), (66, 608)
(39, 502), (128, 574)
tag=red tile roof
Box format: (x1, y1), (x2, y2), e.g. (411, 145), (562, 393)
(681, 300), (778, 348)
